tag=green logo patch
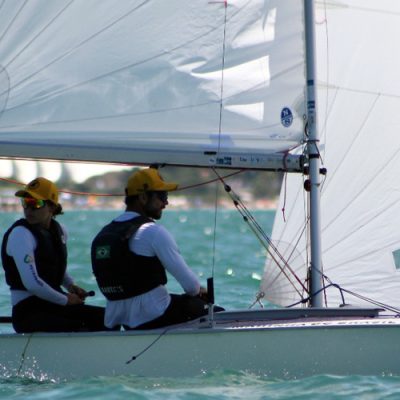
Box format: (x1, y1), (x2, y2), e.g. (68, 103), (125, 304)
(96, 246), (111, 259)
(24, 255), (33, 263)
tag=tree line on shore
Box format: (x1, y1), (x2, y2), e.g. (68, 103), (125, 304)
(76, 167), (284, 203)
(0, 166), (284, 208)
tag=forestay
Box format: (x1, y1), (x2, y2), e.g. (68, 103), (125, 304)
(262, 0), (400, 310)
(0, 0), (306, 170)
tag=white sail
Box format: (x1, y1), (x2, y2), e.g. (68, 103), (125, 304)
(2, 1), (400, 381)
(0, 0), (306, 170)
(263, 0), (400, 309)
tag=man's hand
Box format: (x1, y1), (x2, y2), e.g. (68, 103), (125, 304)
(68, 284), (87, 300)
(66, 292), (84, 305)
(198, 286), (208, 302)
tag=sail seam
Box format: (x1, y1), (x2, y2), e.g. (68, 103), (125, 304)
(1, 1), (242, 113)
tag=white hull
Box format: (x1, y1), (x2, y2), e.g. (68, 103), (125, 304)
(1, 309), (399, 381)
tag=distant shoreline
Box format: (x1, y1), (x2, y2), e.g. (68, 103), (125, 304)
(0, 194), (279, 212)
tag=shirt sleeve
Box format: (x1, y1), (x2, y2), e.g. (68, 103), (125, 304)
(151, 225), (200, 296)
(7, 226), (68, 306)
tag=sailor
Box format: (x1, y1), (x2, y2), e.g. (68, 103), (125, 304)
(1, 177), (106, 333)
(91, 167), (223, 330)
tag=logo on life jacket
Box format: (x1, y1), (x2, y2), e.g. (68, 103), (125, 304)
(24, 254), (33, 263)
(95, 246), (111, 259)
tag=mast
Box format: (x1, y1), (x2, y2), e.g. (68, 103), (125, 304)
(304, 0), (324, 307)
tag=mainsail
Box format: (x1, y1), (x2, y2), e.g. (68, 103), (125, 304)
(0, 0), (305, 170)
(263, 0), (400, 309)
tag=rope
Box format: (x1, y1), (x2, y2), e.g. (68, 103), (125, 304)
(209, 0), (228, 285)
(286, 266), (400, 315)
(211, 173), (219, 279)
(126, 328), (170, 364)
(249, 292), (265, 309)
(0, 170), (245, 198)
(17, 333), (33, 376)
(212, 170), (309, 301)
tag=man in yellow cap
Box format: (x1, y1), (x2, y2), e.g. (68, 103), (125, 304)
(1, 177), (106, 333)
(91, 167), (220, 330)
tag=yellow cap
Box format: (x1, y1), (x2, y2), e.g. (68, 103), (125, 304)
(15, 177), (59, 205)
(126, 168), (178, 196)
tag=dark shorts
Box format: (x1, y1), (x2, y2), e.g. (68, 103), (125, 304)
(12, 296), (106, 333)
(130, 294), (224, 330)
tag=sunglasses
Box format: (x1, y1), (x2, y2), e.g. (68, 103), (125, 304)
(152, 191), (168, 202)
(21, 198), (46, 210)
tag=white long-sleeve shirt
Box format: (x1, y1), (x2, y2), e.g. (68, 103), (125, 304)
(6, 223), (73, 306)
(104, 211), (200, 328)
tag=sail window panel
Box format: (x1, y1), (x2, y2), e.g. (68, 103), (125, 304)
(225, 103), (264, 122)
(191, 56), (271, 100)
(393, 250), (400, 271)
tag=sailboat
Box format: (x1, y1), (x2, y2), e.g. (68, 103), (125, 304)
(0, 0), (400, 380)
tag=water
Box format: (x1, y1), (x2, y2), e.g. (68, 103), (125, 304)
(0, 209), (399, 399)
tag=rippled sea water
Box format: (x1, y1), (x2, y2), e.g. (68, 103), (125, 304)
(0, 209), (399, 399)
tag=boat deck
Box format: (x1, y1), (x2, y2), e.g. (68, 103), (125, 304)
(1, 307), (398, 338)
(164, 307), (400, 333)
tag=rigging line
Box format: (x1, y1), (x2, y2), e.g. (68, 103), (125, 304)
(306, 266), (400, 314)
(238, 187), (307, 278)
(0, 170), (245, 198)
(286, 283), (342, 308)
(315, 280), (400, 315)
(179, 170), (243, 191)
(245, 215), (308, 294)
(274, 173), (307, 246)
(319, 174), (329, 306)
(264, 220), (308, 292)
(234, 201), (306, 297)
(217, 173), (300, 268)
(126, 327), (170, 364)
(338, 288), (400, 315)
(211, 170), (219, 279)
(214, 171), (308, 295)
(0, 1), (243, 112)
(209, 1), (228, 280)
(281, 172), (288, 222)
(17, 333), (33, 376)
(217, 0), (228, 153)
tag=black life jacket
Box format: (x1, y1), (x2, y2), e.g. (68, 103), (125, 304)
(91, 216), (167, 300)
(1, 218), (67, 292)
